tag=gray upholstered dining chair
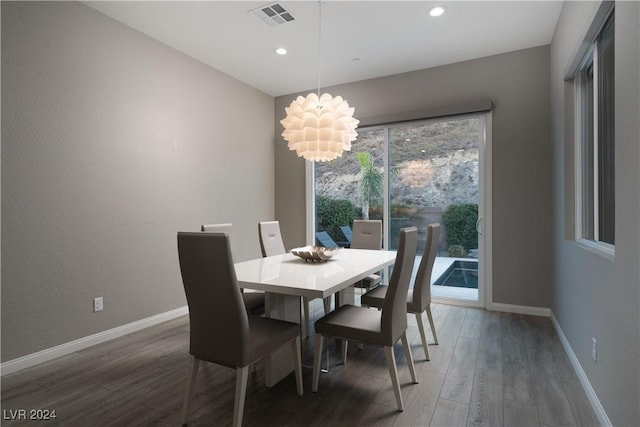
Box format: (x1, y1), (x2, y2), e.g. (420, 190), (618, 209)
(350, 220), (383, 292)
(258, 221), (331, 338)
(202, 223), (265, 316)
(178, 232), (303, 427)
(312, 227), (419, 412)
(362, 224), (441, 361)
(257, 220), (286, 257)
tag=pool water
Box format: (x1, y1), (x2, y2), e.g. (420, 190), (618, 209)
(434, 260), (478, 289)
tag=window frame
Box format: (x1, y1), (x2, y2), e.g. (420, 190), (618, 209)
(573, 10), (615, 260)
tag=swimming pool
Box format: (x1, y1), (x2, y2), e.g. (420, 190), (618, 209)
(434, 260), (478, 289)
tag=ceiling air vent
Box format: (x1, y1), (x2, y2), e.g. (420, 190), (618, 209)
(249, 3), (295, 27)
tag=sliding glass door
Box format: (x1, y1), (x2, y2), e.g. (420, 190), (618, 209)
(388, 116), (486, 304)
(312, 113), (490, 306)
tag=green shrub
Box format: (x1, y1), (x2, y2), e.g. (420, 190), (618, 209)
(443, 203), (478, 251)
(316, 196), (356, 242)
(447, 244), (467, 258)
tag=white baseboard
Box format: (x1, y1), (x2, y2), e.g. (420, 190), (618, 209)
(1, 306), (189, 376)
(550, 312), (612, 427)
(489, 302), (551, 317)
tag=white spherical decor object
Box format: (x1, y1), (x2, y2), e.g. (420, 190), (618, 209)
(280, 93), (359, 162)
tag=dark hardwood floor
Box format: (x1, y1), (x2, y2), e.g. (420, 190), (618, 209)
(1, 303), (599, 426)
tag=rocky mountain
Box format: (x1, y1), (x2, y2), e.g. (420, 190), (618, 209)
(315, 118), (480, 211)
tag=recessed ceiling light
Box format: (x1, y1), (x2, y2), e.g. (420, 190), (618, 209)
(428, 6), (446, 17)
(275, 47), (287, 55)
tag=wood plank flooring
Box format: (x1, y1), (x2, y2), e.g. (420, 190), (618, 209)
(1, 303), (599, 426)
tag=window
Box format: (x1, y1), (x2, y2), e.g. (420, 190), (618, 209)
(575, 12), (615, 251)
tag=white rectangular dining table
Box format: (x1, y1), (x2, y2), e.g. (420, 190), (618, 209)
(235, 248), (397, 386)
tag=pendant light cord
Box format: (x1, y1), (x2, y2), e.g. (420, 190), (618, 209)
(317, 0), (322, 98)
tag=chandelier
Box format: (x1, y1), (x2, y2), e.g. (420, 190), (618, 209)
(280, 2), (359, 162)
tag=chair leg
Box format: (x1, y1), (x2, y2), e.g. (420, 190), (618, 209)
(400, 331), (418, 384)
(415, 312), (431, 361)
(312, 334), (324, 392)
(383, 346), (404, 412)
(291, 336), (304, 396)
(341, 340), (348, 365)
(181, 356), (200, 425)
(426, 305), (438, 345)
(233, 366), (249, 427)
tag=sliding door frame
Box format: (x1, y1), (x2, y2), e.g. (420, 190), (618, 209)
(306, 111), (493, 309)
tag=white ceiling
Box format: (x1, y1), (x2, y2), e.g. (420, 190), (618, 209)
(86, 1), (563, 97)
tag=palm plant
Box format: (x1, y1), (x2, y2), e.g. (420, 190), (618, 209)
(356, 152), (383, 220)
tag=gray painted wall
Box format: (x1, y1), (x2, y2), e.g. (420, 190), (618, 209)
(1, 2), (275, 362)
(275, 46), (553, 309)
(550, 1), (640, 425)
(3, 2), (638, 423)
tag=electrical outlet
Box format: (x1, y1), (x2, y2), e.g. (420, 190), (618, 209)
(93, 297), (104, 312)
(592, 337), (597, 362)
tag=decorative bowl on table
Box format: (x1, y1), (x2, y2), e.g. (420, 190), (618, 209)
(290, 246), (340, 262)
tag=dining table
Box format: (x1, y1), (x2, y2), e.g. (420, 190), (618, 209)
(235, 247), (397, 386)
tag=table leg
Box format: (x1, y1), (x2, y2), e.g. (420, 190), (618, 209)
(336, 286), (356, 307)
(264, 292), (301, 387)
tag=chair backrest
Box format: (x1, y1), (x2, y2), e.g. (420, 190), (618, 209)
(315, 231), (339, 248)
(381, 227), (418, 345)
(351, 220), (382, 250)
(201, 223), (232, 233)
(410, 224), (441, 313)
(258, 221), (286, 257)
(177, 232), (250, 367)
(340, 226), (353, 243)
(201, 223), (235, 258)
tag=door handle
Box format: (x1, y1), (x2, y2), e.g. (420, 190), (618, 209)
(476, 217), (483, 234)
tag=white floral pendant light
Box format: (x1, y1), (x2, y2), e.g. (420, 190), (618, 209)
(281, 93), (359, 162)
(280, 2), (359, 162)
